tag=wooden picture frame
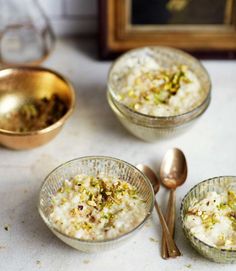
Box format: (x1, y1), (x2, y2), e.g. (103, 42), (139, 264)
(99, 0), (236, 59)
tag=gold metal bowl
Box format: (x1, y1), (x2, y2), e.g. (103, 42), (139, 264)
(0, 67), (75, 149)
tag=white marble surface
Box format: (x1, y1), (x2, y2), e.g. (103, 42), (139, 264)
(0, 39), (236, 271)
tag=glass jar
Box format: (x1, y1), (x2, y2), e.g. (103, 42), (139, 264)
(0, 0), (55, 65)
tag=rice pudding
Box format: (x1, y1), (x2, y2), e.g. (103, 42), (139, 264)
(184, 190), (236, 250)
(49, 174), (146, 240)
(112, 53), (205, 117)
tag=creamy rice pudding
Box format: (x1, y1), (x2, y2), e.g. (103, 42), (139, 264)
(112, 53), (205, 117)
(49, 174), (146, 240)
(184, 190), (236, 249)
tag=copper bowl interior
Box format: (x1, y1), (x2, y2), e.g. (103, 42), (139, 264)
(0, 67), (75, 149)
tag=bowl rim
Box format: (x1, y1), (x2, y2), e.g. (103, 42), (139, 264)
(0, 66), (75, 136)
(38, 155), (155, 244)
(107, 46), (212, 121)
(180, 175), (236, 253)
(107, 90), (211, 128)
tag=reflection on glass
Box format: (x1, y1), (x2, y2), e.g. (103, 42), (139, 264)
(0, 0), (55, 65)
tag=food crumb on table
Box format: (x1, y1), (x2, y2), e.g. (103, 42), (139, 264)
(3, 225), (10, 231)
(149, 237), (158, 243)
(185, 264), (192, 268)
(83, 259), (90, 264)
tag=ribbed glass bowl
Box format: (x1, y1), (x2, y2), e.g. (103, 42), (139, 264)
(180, 176), (236, 263)
(38, 156), (155, 252)
(107, 47), (211, 142)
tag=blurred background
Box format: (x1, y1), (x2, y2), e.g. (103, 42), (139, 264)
(0, 0), (235, 64)
(38, 0), (97, 36)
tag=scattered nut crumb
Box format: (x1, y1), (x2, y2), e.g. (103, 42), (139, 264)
(21, 220), (25, 224)
(24, 189), (28, 193)
(149, 237), (158, 243)
(36, 260), (42, 267)
(83, 259), (90, 264)
(185, 264), (192, 268)
(0, 246), (6, 250)
(4, 225), (10, 231)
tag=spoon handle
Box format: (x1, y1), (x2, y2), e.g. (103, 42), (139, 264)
(161, 189), (176, 258)
(154, 200), (181, 258)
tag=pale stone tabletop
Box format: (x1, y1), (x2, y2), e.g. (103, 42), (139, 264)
(0, 39), (236, 271)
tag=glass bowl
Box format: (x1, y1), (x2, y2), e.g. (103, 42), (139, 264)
(38, 156), (155, 252)
(180, 176), (236, 263)
(107, 46), (211, 142)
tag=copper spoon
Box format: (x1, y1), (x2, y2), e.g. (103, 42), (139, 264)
(160, 148), (187, 259)
(136, 164), (181, 258)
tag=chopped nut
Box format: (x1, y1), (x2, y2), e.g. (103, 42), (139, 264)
(87, 200), (97, 207)
(49, 175), (146, 240)
(185, 264), (192, 269)
(149, 237), (158, 243)
(185, 190), (236, 249)
(4, 225), (10, 231)
(78, 205), (83, 211)
(115, 62), (202, 117)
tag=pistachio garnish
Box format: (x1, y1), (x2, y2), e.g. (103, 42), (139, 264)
(118, 65), (192, 106)
(184, 190), (236, 250)
(115, 59), (204, 117)
(49, 174), (146, 240)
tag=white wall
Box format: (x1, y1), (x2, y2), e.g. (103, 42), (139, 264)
(38, 0), (98, 36)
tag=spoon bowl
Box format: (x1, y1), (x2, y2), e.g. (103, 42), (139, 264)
(136, 164), (160, 194)
(160, 148), (187, 189)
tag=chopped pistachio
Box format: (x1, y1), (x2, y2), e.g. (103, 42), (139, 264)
(217, 202), (228, 210)
(185, 190), (236, 250)
(49, 174), (146, 240)
(70, 208), (78, 216)
(60, 197), (67, 205)
(134, 103), (140, 110)
(228, 190), (236, 209)
(216, 234), (226, 247)
(128, 90), (135, 97)
(87, 200), (97, 207)
(115, 62), (204, 117)
(201, 213), (219, 229)
(58, 187), (64, 193)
